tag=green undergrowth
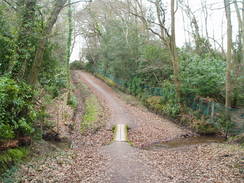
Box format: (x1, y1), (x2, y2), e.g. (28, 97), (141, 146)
(0, 77), (37, 140)
(0, 147), (29, 176)
(72, 79), (102, 133)
(81, 90), (102, 133)
(95, 74), (117, 88)
(67, 92), (78, 109)
(143, 96), (220, 135)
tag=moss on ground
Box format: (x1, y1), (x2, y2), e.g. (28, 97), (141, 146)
(95, 74), (117, 88)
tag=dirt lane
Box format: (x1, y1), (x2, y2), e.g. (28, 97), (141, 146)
(77, 71), (190, 140)
(76, 71), (167, 182)
(12, 71), (242, 183)
(76, 71), (243, 183)
(78, 71), (136, 129)
(75, 71), (190, 182)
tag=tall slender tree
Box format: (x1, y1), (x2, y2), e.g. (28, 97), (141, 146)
(27, 0), (68, 85)
(224, 0), (233, 108)
(66, 0), (73, 86)
(170, 0), (181, 101)
(10, 0), (37, 80)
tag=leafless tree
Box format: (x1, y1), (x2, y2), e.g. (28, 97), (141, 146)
(224, 0), (233, 108)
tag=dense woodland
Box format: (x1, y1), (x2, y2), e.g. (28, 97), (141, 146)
(0, 0), (71, 173)
(73, 0), (244, 133)
(0, 0), (244, 178)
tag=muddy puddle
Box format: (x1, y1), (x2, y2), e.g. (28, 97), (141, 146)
(143, 136), (226, 150)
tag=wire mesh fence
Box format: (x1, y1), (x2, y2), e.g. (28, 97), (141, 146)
(94, 70), (244, 135)
(185, 96), (244, 135)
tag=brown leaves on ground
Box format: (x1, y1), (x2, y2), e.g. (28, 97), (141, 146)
(14, 124), (112, 183)
(123, 99), (243, 182)
(123, 102), (194, 148)
(16, 147), (107, 182)
(140, 143), (244, 183)
(10, 71), (244, 183)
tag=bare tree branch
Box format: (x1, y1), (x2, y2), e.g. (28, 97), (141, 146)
(64, 0), (92, 8)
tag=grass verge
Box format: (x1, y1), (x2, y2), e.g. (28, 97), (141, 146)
(81, 94), (102, 133)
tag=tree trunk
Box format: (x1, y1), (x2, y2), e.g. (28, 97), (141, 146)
(155, 0), (165, 41)
(170, 0), (181, 101)
(242, 1), (244, 66)
(27, 0), (68, 86)
(232, 0), (243, 107)
(10, 0), (37, 80)
(234, 0), (243, 64)
(242, 1), (244, 102)
(224, 0), (233, 108)
(66, 0), (73, 88)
